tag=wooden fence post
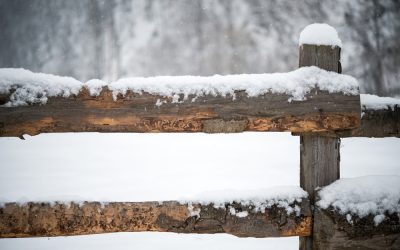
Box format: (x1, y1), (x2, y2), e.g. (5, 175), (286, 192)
(299, 44), (342, 250)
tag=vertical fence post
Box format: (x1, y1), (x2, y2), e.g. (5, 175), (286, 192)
(299, 44), (341, 250)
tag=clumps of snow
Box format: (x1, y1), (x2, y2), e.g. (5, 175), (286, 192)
(373, 214), (385, 226)
(187, 203), (201, 218)
(346, 214), (353, 225)
(0, 67), (359, 107)
(86, 79), (107, 96)
(109, 66), (358, 102)
(229, 207), (236, 215)
(0, 68), (82, 107)
(229, 207), (249, 218)
(155, 99), (167, 107)
(181, 186), (308, 216)
(236, 211), (248, 218)
(361, 94), (400, 110)
(299, 23), (342, 47)
(317, 176), (400, 226)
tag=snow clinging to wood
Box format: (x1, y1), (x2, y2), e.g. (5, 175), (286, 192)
(181, 186), (308, 216)
(0, 68), (82, 107)
(109, 66), (358, 102)
(0, 67), (358, 107)
(360, 94), (400, 110)
(299, 23), (342, 47)
(317, 175), (400, 226)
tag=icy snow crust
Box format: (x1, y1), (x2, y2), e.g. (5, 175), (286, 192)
(317, 176), (400, 226)
(299, 23), (342, 47)
(0, 67), (359, 107)
(361, 94), (400, 110)
(182, 186), (308, 217)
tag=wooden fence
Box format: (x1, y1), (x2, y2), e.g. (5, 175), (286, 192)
(0, 43), (399, 250)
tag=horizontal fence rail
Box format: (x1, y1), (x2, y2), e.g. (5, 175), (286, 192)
(0, 88), (361, 137)
(0, 200), (312, 238)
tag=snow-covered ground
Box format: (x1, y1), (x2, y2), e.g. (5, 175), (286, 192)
(0, 132), (399, 249)
(0, 232), (297, 250)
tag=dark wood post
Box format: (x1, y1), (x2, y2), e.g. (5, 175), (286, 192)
(299, 44), (342, 250)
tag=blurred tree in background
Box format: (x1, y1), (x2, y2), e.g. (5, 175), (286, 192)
(0, 0), (399, 96)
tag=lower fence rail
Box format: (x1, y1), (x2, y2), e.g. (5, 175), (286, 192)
(0, 200), (312, 238)
(2, 200), (399, 250)
(313, 207), (400, 250)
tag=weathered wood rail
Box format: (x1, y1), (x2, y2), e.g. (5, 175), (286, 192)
(0, 200), (312, 238)
(1, 200), (398, 249)
(1, 29), (399, 250)
(2, 92), (399, 137)
(0, 89), (360, 137)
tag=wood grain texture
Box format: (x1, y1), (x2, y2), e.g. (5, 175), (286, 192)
(0, 87), (360, 137)
(313, 207), (400, 250)
(299, 45), (341, 73)
(299, 44), (342, 250)
(0, 200), (312, 238)
(300, 135), (340, 203)
(299, 136), (340, 250)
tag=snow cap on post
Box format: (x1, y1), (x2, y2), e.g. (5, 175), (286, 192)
(299, 23), (342, 47)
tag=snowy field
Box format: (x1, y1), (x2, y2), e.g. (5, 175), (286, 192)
(1, 132), (400, 249)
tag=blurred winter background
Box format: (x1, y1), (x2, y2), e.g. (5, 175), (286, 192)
(1, 0), (400, 96)
(0, 0), (400, 249)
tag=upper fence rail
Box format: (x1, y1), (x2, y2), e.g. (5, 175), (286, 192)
(1, 67), (399, 138)
(0, 64), (363, 137)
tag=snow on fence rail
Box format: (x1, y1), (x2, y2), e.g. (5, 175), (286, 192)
(1, 177), (399, 247)
(1, 23), (400, 250)
(0, 66), (361, 137)
(0, 187), (312, 238)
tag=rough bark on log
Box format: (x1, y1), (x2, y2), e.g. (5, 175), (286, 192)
(0, 200), (312, 238)
(0, 87), (360, 137)
(313, 207), (400, 250)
